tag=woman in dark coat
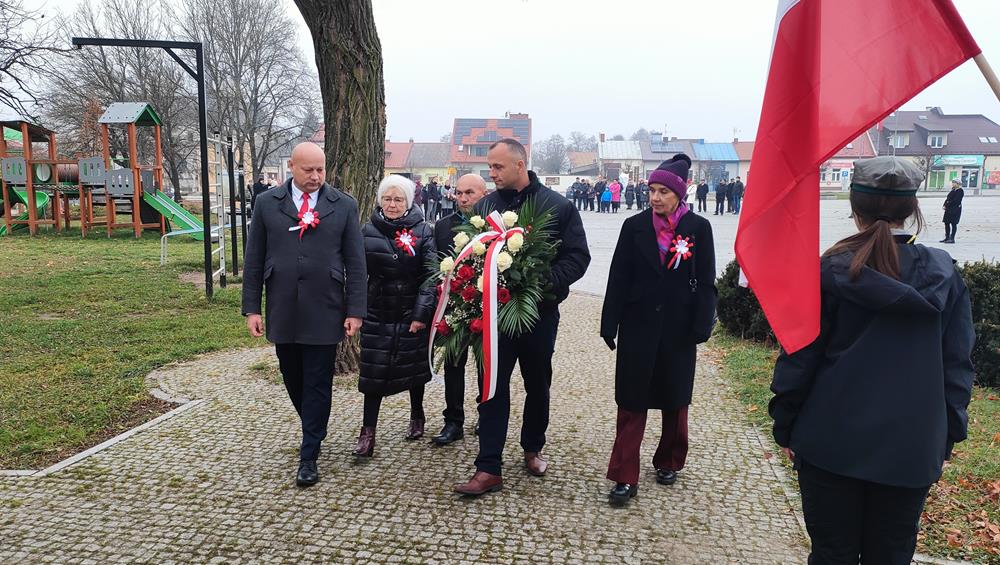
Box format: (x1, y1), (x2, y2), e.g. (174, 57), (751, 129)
(600, 154), (717, 506)
(624, 182), (635, 209)
(940, 178), (964, 243)
(354, 174), (437, 457)
(770, 157), (974, 564)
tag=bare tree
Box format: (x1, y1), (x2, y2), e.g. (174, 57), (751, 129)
(567, 131), (597, 152)
(0, 0), (66, 120)
(181, 0), (319, 179)
(43, 0), (197, 199)
(293, 0), (385, 373)
(439, 132), (451, 143)
(629, 128), (650, 142)
(533, 134), (569, 174)
(610, 134), (625, 141)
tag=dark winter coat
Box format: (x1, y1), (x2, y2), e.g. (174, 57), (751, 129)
(242, 181), (367, 345)
(358, 206), (437, 397)
(943, 187), (964, 224)
(637, 183), (648, 203)
(600, 208), (718, 411)
(696, 183), (709, 198)
(734, 181), (745, 198)
(476, 171), (591, 307)
(624, 184), (636, 205)
(769, 239), (975, 488)
(715, 183), (728, 201)
(434, 210), (466, 255)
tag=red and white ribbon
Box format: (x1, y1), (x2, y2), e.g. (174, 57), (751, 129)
(394, 229), (417, 256)
(288, 209), (320, 240)
(428, 210), (524, 403)
(666, 235), (693, 270)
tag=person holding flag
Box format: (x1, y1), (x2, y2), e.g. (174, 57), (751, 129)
(453, 138), (590, 497)
(769, 157), (974, 563)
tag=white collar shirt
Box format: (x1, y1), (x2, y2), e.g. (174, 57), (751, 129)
(291, 182), (318, 212)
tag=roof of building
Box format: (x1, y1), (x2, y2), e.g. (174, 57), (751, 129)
(451, 116), (532, 163)
(384, 142), (412, 169)
(692, 142), (739, 162)
(0, 121), (55, 141)
(98, 102), (161, 126)
(598, 140), (642, 161)
(407, 142), (451, 168)
(871, 108), (1000, 156)
(732, 141), (755, 161)
(567, 151), (597, 169)
(831, 132), (876, 159)
(640, 138), (697, 162)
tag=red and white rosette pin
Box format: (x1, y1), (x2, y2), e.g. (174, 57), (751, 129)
(288, 209), (320, 240)
(394, 229), (418, 256)
(666, 235), (693, 270)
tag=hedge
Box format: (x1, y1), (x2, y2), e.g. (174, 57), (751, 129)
(715, 259), (999, 388)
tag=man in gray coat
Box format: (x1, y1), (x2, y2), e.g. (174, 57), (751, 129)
(242, 142), (367, 487)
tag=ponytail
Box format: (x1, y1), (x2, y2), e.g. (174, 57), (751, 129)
(824, 191), (923, 280)
(848, 218), (900, 280)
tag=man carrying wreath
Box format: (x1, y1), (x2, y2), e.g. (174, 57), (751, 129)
(454, 138), (591, 496)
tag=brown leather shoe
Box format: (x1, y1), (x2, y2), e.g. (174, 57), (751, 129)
(453, 471), (503, 496)
(405, 418), (425, 441)
(352, 426), (375, 457)
(524, 451), (548, 476)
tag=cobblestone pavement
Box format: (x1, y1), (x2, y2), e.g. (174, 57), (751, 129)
(0, 294), (808, 564)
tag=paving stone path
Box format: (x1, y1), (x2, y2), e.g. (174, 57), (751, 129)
(1, 293), (809, 564)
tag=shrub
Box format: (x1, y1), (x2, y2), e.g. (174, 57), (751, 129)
(959, 261), (1000, 388)
(715, 258), (1000, 388)
(716, 259), (774, 343)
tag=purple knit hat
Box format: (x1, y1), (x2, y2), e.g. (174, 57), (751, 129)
(647, 153), (691, 199)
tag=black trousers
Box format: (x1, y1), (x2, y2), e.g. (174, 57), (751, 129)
(442, 347), (483, 426)
(696, 195), (708, 212)
(944, 222), (958, 241)
(275, 343), (337, 461)
(475, 308), (559, 475)
(587, 198), (595, 211)
(798, 460), (930, 565)
(715, 199), (725, 214)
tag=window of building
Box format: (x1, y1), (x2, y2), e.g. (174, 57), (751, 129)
(820, 169), (828, 182)
(831, 168), (840, 181)
(929, 169), (946, 189)
(990, 137), (999, 143)
(470, 145), (488, 157)
(928, 134), (945, 148)
(479, 170), (492, 182)
(890, 134), (908, 149)
(979, 137), (989, 143)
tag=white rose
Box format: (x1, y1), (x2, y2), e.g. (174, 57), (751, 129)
(496, 251), (513, 272)
(469, 215), (486, 229)
(476, 275), (484, 291)
(472, 241), (487, 256)
(453, 232), (470, 249)
(502, 211), (519, 228)
(439, 257), (455, 273)
(506, 232), (524, 254)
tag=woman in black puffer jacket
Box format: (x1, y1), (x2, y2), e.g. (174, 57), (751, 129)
(354, 174), (437, 458)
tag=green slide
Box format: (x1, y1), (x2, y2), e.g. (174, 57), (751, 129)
(0, 188), (50, 236)
(142, 191), (205, 241)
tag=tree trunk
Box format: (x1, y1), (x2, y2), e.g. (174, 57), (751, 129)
(294, 0), (386, 374)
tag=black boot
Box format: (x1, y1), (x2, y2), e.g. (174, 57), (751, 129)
(296, 460), (319, 487)
(608, 483), (638, 506)
(656, 469), (677, 485)
(432, 422), (464, 445)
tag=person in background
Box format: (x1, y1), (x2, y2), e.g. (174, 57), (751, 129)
(714, 179), (728, 215)
(610, 178), (622, 213)
(250, 174), (269, 216)
(636, 179), (649, 210)
(439, 182), (455, 218)
(769, 157), (974, 564)
(432, 174), (488, 445)
(726, 178), (736, 213)
(941, 178), (964, 243)
(732, 176), (745, 214)
(624, 181), (636, 210)
(601, 153), (717, 506)
(696, 180), (709, 213)
(355, 174), (437, 457)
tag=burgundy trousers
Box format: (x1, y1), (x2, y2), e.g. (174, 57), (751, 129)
(606, 406), (689, 485)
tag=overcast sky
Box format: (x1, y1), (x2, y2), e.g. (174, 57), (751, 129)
(36, 0), (1000, 144)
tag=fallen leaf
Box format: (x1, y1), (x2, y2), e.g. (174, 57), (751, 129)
(747, 405), (759, 413)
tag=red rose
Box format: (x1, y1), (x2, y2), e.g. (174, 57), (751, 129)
(470, 318), (484, 334)
(497, 287), (511, 304)
(457, 264), (475, 282)
(449, 279), (462, 293)
(435, 320), (451, 336)
(461, 285), (479, 302)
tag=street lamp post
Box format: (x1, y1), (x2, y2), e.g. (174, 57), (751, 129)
(71, 37), (216, 299)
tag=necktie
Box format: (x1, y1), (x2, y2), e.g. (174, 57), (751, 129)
(299, 191), (310, 215)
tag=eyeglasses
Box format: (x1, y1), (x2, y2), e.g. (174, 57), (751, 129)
(380, 196), (406, 204)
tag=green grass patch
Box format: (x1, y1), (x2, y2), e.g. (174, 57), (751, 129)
(710, 333), (1000, 562)
(0, 227), (257, 469)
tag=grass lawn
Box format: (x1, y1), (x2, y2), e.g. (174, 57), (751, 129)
(710, 333), (1000, 563)
(0, 226), (257, 469)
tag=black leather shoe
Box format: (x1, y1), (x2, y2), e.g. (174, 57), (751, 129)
(296, 460), (319, 487)
(432, 422), (464, 446)
(656, 469), (677, 485)
(608, 483), (638, 506)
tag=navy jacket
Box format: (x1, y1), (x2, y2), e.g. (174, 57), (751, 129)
(476, 171), (591, 306)
(769, 240), (975, 488)
(242, 181), (367, 345)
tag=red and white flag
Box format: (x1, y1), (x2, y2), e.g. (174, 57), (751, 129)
(736, 0), (980, 353)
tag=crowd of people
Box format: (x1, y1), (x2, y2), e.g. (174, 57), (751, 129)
(565, 175), (747, 217)
(242, 140), (975, 565)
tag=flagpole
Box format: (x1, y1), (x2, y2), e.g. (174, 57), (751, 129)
(974, 54), (1000, 103)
